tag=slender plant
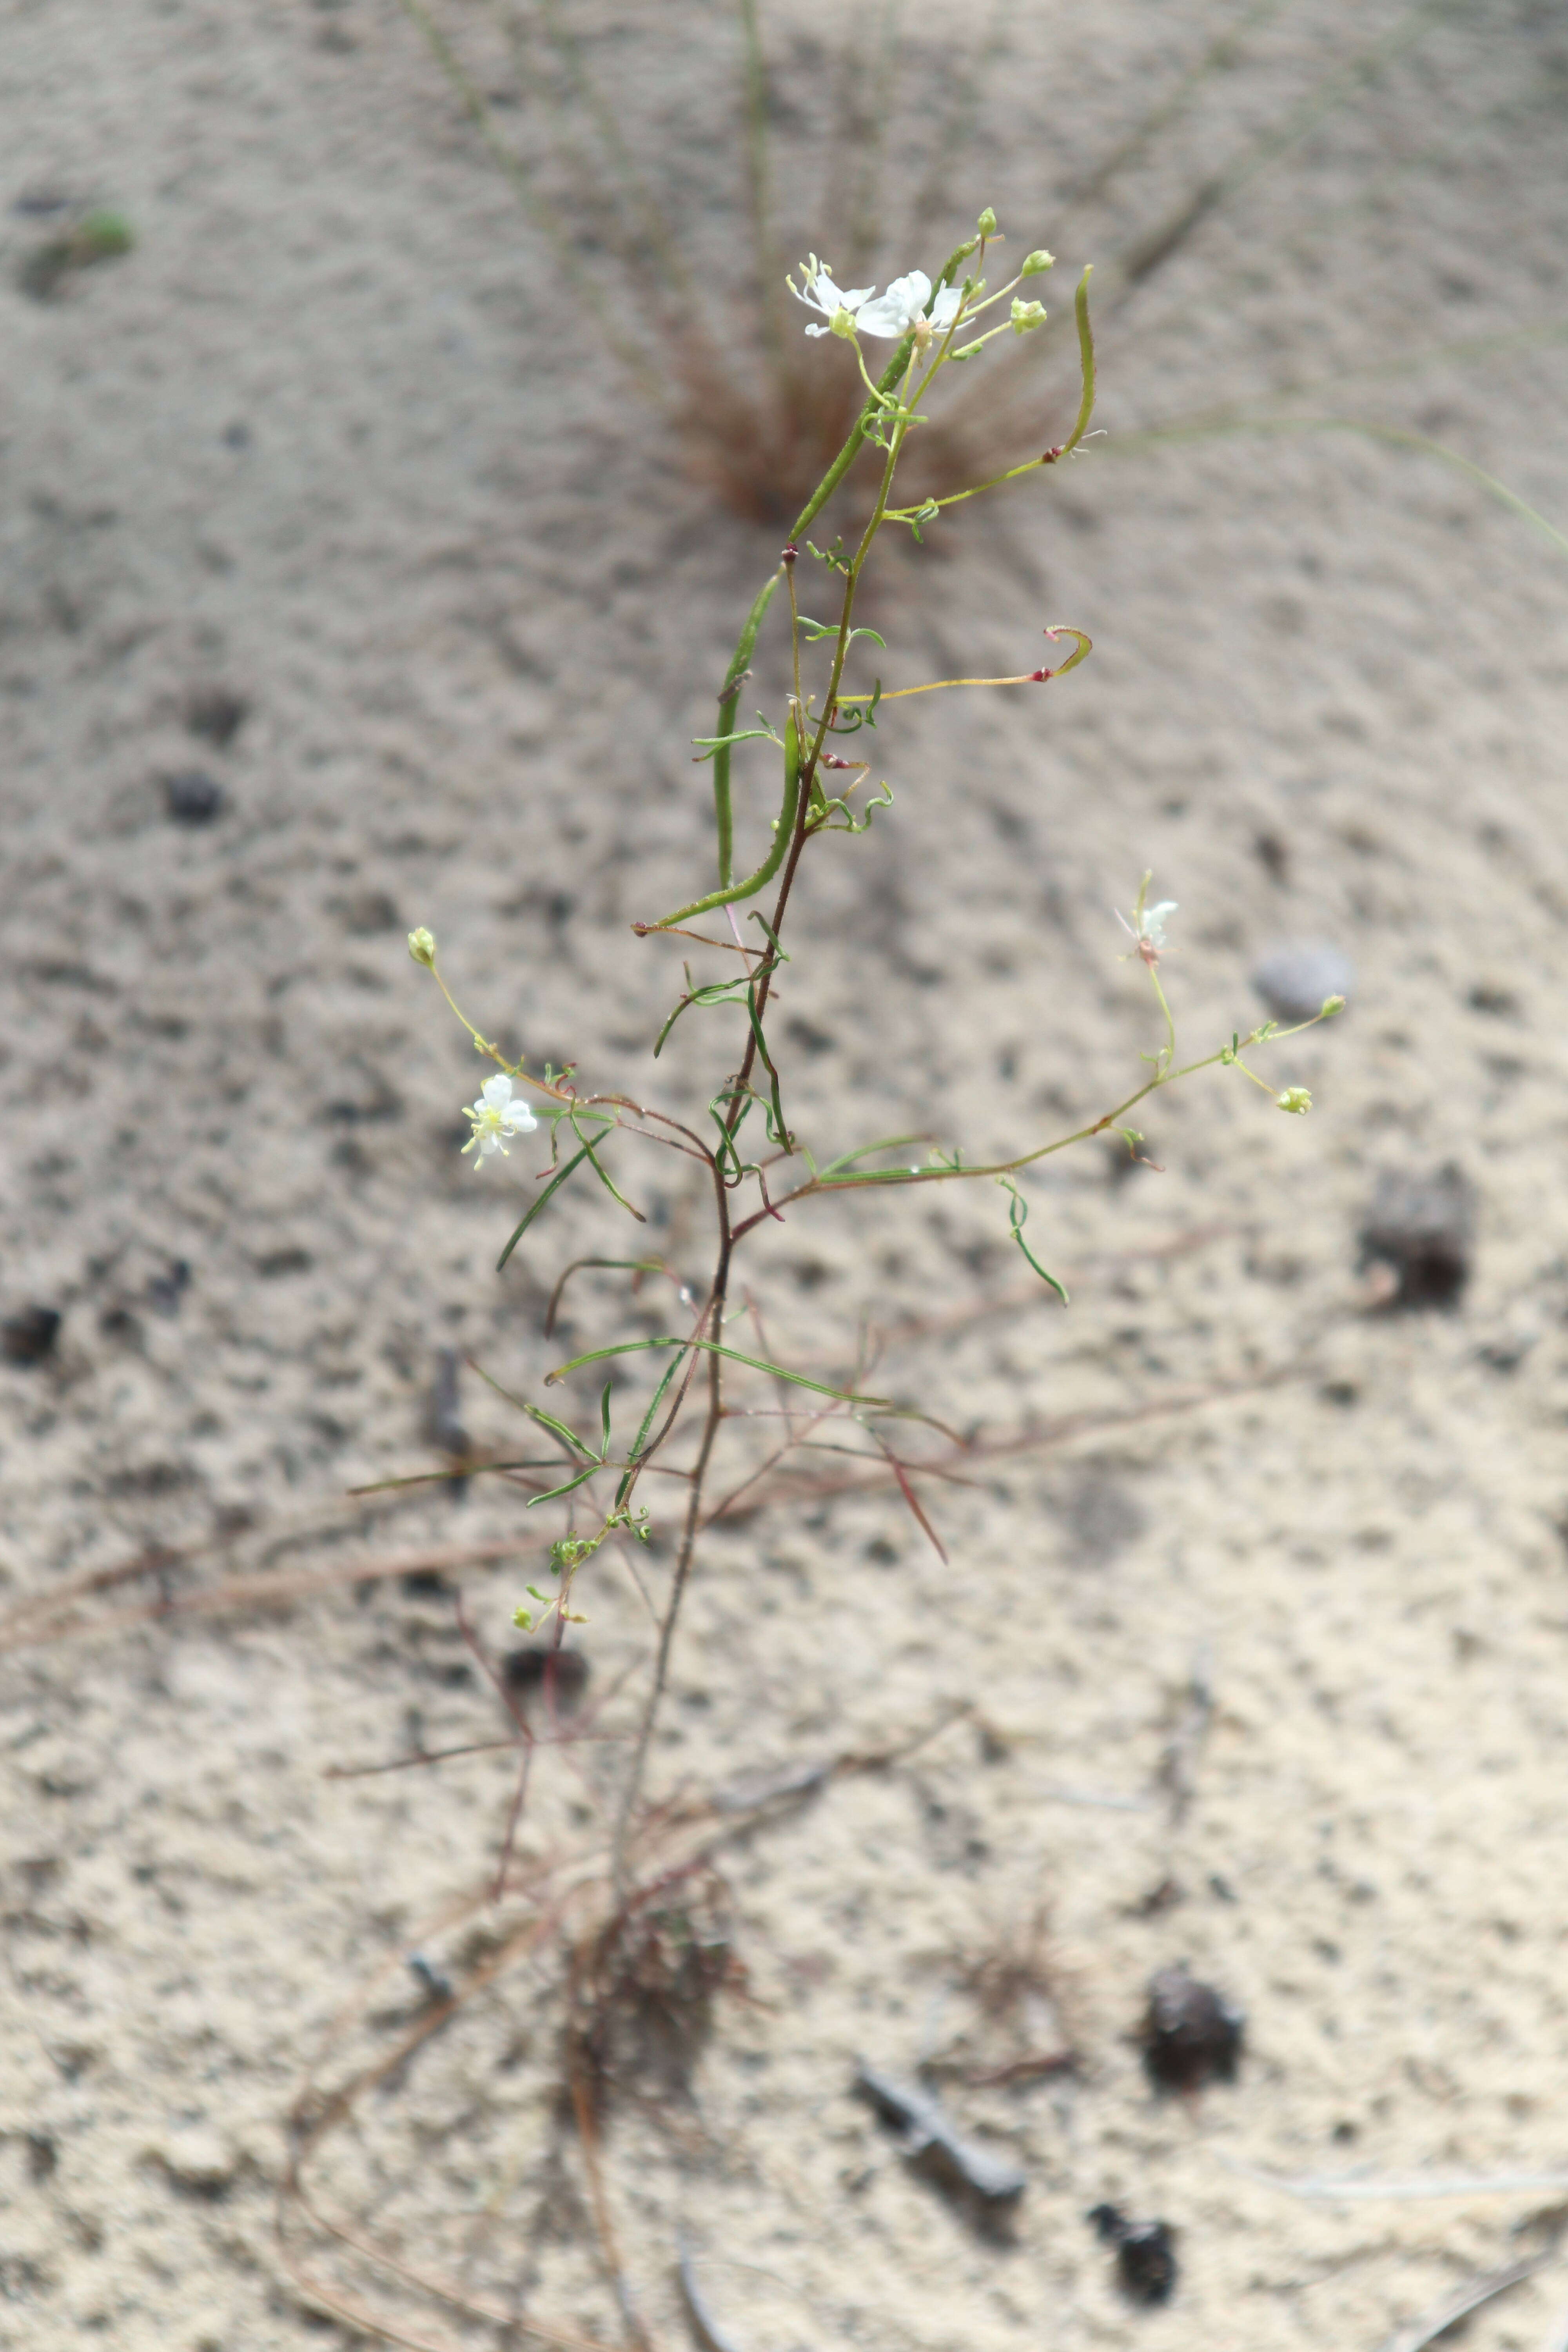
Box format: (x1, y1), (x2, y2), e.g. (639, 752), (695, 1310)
(406, 211), (1338, 1897)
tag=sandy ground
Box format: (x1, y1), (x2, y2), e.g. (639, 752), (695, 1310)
(4, 2), (1568, 2347)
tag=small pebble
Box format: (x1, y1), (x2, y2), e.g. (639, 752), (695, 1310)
(184, 684), (249, 747)
(2, 1305), (62, 1366)
(503, 1645), (590, 1707)
(1140, 1962), (1245, 2090)
(1253, 829), (1290, 883)
(146, 1259), (191, 1319)
(149, 2121), (237, 2196)
(1251, 941), (1354, 1023)
(163, 768), (225, 826)
(1359, 1163), (1474, 1309)
(1089, 2204), (1178, 2306)
(339, 887), (401, 937)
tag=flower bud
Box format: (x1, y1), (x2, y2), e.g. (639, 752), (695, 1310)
(1321, 994), (1345, 1017)
(1276, 1086), (1312, 1115)
(407, 926), (437, 966)
(1010, 297), (1047, 334)
(976, 207), (998, 235)
(1020, 248), (1055, 276)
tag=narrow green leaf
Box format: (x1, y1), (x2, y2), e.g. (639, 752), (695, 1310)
(348, 1458), (569, 1494)
(692, 726), (781, 762)
(570, 1111), (646, 1224)
(546, 1334), (891, 1406)
(746, 906), (790, 962)
(651, 696), (802, 929)
(599, 1380), (613, 1457)
(1000, 1178), (1069, 1304)
(815, 1165), (924, 1187)
(615, 1344), (690, 1504)
(742, 980), (790, 1149)
(497, 1138), (595, 1270)
(797, 617), (888, 650)
(654, 975), (753, 1058)
(523, 1399), (598, 1459)
(525, 1459), (604, 1510)
(818, 1131), (927, 1178)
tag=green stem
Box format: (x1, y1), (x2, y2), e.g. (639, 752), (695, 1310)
(786, 234), (980, 544)
(648, 238), (984, 930)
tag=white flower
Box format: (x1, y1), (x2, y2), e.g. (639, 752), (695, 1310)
(1116, 897), (1178, 951)
(789, 255), (874, 338)
(855, 268), (963, 341)
(461, 1072), (538, 1168)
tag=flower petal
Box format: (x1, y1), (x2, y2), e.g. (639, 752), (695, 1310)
(481, 1073), (513, 1109)
(931, 283), (963, 329)
(853, 293), (907, 338)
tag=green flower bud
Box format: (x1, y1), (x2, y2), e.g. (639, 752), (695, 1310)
(1321, 993), (1346, 1017)
(1010, 296), (1047, 334)
(1020, 248), (1055, 276)
(1276, 1086), (1313, 1115)
(976, 207), (998, 235)
(407, 926), (437, 966)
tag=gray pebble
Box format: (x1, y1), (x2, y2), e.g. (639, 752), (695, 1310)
(148, 2121), (237, 2195)
(2, 1305), (61, 1365)
(1360, 1163), (1475, 1309)
(164, 768), (225, 826)
(1251, 942), (1354, 1024)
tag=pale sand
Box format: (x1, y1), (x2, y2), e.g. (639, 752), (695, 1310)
(3, 4), (1568, 2347)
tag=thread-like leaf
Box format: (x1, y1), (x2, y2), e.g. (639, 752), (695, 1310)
(818, 1132), (928, 1178)
(496, 1138), (597, 1270)
(525, 1459), (604, 1510)
(652, 707), (802, 930)
(546, 1334), (891, 1406)
(523, 1400), (598, 1459)
(615, 1344), (691, 1504)
(1001, 1178), (1069, 1304)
